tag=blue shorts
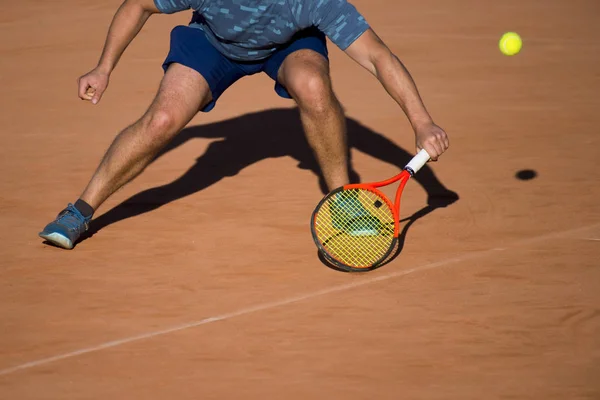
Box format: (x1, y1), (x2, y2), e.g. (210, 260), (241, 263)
(162, 26), (329, 112)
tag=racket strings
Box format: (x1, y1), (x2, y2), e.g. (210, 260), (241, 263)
(313, 189), (396, 268)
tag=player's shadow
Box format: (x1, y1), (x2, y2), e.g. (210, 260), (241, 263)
(80, 107), (458, 267)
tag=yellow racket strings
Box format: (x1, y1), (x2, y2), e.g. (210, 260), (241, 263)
(314, 189), (396, 267)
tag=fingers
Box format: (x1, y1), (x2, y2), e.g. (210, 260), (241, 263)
(78, 77), (93, 101)
(416, 127), (449, 162)
(77, 72), (107, 104)
(442, 131), (450, 149)
(78, 79), (104, 104)
(423, 140), (443, 161)
(91, 88), (103, 105)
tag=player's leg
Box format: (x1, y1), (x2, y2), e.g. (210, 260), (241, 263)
(278, 52), (348, 191)
(39, 26), (246, 249)
(79, 64), (210, 210)
(38, 64), (210, 249)
(263, 30), (379, 235)
(263, 30), (348, 191)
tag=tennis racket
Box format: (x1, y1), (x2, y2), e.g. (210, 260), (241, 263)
(311, 149), (431, 272)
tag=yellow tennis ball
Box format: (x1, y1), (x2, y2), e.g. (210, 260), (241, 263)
(499, 32), (522, 56)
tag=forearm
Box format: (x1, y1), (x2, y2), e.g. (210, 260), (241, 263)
(97, 0), (154, 74)
(345, 29), (449, 158)
(372, 50), (433, 129)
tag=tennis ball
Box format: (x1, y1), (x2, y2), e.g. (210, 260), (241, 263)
(499, 32), (522, 56)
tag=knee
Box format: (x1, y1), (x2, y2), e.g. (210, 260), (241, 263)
(141, 109), (178, 142)
(287, 69), (335, 115)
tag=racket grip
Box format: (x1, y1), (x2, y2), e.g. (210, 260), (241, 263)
(405, 149), (430, 175)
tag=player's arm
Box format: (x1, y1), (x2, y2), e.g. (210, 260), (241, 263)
(344, 29), (449, 160)
(96, 0), (160, 75)
(98, 0), (199, 73)
(308, 0), (448, 159)
(79, 0), (161, 104)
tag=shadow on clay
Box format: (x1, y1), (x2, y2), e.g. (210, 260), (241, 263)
(77, 107), (459, 268)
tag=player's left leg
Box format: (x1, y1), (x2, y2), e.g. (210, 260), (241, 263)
(275, 51), (381, 235)
(262, 28), (348, 191)
(276, 50), (349, 191)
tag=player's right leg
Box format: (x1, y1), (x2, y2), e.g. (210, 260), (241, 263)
(82, 64), (211, 211)
(40, 26), (251, 250)
(39, 63), (210, 249)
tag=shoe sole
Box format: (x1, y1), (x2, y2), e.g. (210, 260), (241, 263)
(38, 232), (74, 250)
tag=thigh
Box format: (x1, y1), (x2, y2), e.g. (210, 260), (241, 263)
(145, 62), (211, 126)
(263, 28), (329, 99)
(163, 26), (247, 112)
(275, 49), (331, 96)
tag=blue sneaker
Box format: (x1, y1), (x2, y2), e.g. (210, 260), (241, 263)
(39, 204), (91, 249)
(330, 191), (380, 236)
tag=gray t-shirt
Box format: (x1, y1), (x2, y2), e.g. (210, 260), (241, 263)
(154, 0), (370, 61)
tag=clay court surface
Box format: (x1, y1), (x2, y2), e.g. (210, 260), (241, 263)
(1, 0), (600, 398)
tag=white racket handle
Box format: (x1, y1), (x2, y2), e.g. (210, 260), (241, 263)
(405, 149), (431, 175)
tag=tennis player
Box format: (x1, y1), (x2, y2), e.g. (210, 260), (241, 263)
(39, 0), (449, 249)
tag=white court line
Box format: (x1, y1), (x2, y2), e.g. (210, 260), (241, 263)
(1, 222), (599, 377)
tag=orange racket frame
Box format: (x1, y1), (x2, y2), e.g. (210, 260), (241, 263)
(311, 149), (431, 272)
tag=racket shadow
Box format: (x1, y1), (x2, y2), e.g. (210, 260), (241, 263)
(78, 107), (458, 245)
(317, 204), (437, 273)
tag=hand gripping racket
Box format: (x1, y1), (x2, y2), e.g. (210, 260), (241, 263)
(311, 149), (431, 272)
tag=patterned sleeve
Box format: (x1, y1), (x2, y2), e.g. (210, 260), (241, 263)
(153, 0), (203, 14)
(308, 0), (370, 50)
